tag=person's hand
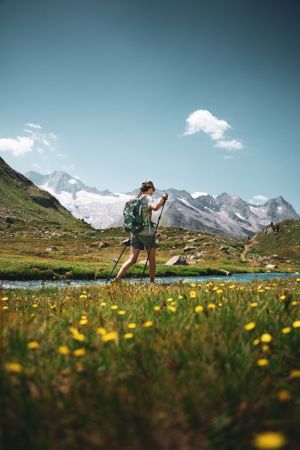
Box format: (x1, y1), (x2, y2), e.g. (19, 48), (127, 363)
(162, 193), (168, 201)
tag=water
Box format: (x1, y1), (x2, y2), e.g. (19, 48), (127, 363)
(1, 272), (299, 290)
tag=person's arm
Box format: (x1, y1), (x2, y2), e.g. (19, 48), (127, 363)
(149, 193), (168, 211)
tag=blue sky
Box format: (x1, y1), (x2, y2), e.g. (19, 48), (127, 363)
(0, 0), (299, 211)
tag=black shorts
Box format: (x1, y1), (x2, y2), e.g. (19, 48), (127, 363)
(130, 234), (156, 250)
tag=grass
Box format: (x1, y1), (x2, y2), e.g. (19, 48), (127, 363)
(248, 220), (300, 265)
(1, 225), (299, 280)
(1, 278), (300, 449)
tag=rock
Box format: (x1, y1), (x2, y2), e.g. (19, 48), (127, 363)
(266, 264), (277, 269)
(183, 245), (196, 252)
(220, 245), (229, 251)
(165, 255), (188, 266)
(98, 242), (110, 249)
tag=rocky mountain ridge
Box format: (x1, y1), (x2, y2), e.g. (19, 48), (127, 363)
(25, 169), (299, 238)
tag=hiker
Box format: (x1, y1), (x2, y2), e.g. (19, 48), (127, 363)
(112, 181), (168, 284)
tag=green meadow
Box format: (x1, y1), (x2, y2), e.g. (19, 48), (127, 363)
(1, 278), (300, 450)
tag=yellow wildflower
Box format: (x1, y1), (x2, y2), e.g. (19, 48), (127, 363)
(258, 289), (265, 293)
(144, 321), (153, 328)
(279, 295), (286, 301)
(262, 345), (269, 352)
(5, 362), (23, 373)
(250, 302), (258, 308)
(118, 310), (126, 316)
(289, 369), (300, 379)
(27, 341), (40, 350)
(58, 345), (70, 356)
(153, 306), (160, 311)
(253, 431), (286, 449)
(167, 297), (173, 302)
(96, 327), (106, 336)
(32, 304), (38, 308)
(244, 322), (256, 331)
(292, 320), (300, 328)
(189, 291), (197, 299)
(167, 306), (176, 312)
(281, 327), (292, 334)
(127, 323), (137, 329)
(102, 331), (118, 342)
(69, 327), (85, 342)
(79, 318), (88, 325)
(277, 390), (291, 401)
(261, 333), (272, 343)
(124, 333), (134, 339)
(73, 348), (86, 357)
(253, 339), (261, 347)
(216, 289), (223, 295)
(229, 285), (236, 289)
(207, 303), (216, 309)
(257, 358), (269, 367)
(111, 305), (118, 310)
(2, 306), (8, 310)
(79, 294), (88, 300)
(1, 297), (8, 302)
(100, 302), (107, 307)
(195, 305), (204, 313)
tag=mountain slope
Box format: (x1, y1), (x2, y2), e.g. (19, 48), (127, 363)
(248, 219), (300, 265)
(0, 157), (91, 233)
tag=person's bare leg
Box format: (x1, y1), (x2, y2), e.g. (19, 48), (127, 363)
(146, 248), (156, 283)
(114, 248), (140, 280)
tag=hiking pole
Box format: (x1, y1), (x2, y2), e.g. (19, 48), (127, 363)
(106, 239), (130, 283)
(140, 198), (167, 283)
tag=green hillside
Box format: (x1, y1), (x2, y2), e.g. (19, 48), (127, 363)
(0, 156), (91, 233)
(247, 220), (300, 265)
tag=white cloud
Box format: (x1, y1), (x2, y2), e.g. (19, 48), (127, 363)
(0, 136), (34, 156)
(215, 139), (243, 151)
(25, 122), (42, 130)
(184, 109), (244, 156)
(0, 123), (57, 157)
(184, 109), (231, 140)
(249, 194), (269, 204)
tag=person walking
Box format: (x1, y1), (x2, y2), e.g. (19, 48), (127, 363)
(112, 181), (168, 284)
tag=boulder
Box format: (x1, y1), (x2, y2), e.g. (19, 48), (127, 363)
(266, 264), (277, 269)
(183, 245), (196, 252)
(165, 255), (188, 266)
(98, 242), (110, 249)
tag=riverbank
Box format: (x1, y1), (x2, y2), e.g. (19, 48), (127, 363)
(0, 256), (295, 281)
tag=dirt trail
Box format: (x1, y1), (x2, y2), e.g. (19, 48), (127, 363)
(240, 240), (255, 261)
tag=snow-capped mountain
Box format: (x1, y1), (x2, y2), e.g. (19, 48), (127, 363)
(26, 170), (131, 229)
(25, 171), (299, 238)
